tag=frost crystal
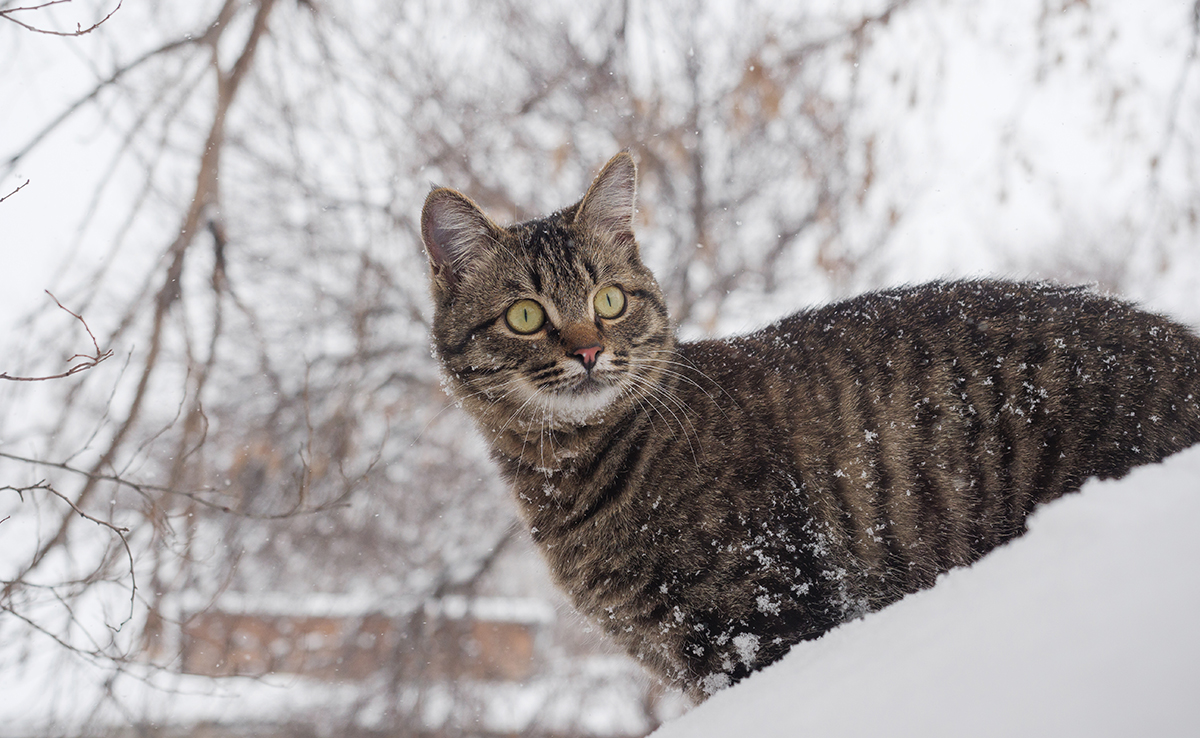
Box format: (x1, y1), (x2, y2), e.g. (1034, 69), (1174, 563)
(756, 594), (781, 615)
(732, 633), (761, 665)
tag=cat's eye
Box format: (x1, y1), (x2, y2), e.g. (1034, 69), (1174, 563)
(594, 285), (626, 319)
(505, 299), (546, 334)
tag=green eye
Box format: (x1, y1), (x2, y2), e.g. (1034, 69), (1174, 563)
(505, 299), (546, 334)
(594, 285), (626, 319)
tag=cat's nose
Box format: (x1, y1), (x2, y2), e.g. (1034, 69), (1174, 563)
(572, 344), (603, 371)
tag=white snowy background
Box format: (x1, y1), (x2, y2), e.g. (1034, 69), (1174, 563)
(1, 0), (1199, 736)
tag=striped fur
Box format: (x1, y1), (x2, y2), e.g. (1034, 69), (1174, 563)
(421, 153), (1200, 701)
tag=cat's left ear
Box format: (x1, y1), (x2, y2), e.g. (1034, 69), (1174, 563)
(421, 187), (500, 297)
(575, 152), (638, 251)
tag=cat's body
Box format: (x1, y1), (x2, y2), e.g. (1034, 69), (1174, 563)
(420, 153), (1200, 701)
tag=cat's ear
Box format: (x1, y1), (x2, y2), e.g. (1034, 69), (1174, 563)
(421, 187), (500, 295)
(575, 152), (638, 249)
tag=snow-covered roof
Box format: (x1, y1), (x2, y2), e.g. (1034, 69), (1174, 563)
(168, 589), (556, 625)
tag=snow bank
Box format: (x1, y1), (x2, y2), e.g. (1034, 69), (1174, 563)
(653, 445), (1200, 738)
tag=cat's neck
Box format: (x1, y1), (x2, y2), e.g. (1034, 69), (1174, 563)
(480, 403), (638, 475)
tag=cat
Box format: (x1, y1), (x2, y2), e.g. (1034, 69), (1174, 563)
(419, 152), (1200, 701)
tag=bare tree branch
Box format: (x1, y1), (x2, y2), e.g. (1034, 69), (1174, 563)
(0, 450), (353, 519)
(1, 8), (232, 178)
(2, 479), (137, 629)
(1, 0), (281, 611)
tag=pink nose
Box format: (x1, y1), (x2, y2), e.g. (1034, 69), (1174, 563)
(573, 344), (603, 371)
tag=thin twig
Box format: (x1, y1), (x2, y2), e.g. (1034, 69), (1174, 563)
(0, 178), (29, 203)
(0, 0), (122, 37)
(0, 291), (113, 382)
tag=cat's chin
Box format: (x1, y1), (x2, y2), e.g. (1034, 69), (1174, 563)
(529, 379), (623, 426)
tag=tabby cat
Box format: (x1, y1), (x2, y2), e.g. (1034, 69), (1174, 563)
(419, 152), (1200, 701)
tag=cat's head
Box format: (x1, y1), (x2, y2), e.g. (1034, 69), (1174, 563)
(420, 153), (674, 433)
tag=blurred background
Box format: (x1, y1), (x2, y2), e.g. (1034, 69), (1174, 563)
(1, 0), (1198, 736)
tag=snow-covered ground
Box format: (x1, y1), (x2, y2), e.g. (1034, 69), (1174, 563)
(653, 445), (1200, 738)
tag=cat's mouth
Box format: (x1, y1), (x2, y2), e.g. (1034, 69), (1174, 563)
(567, 374), (607, 394)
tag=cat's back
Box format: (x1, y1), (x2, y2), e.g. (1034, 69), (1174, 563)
(729, 279), (1128, 362)
(676, 280), (1126, 429)
(688, 279), (1199, 425)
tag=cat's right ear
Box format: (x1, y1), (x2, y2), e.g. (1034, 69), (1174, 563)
(575, 152), (638, 251)
(420, 187), (499, 297)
